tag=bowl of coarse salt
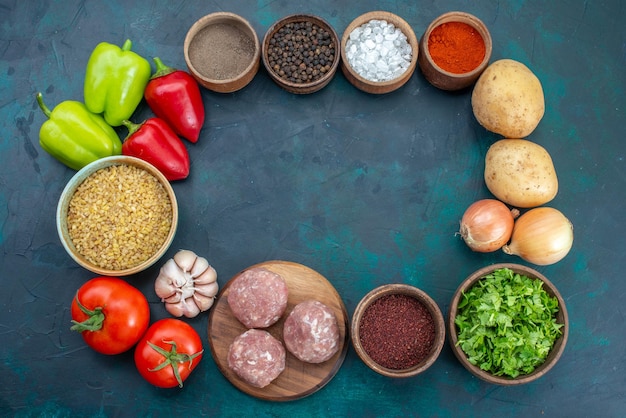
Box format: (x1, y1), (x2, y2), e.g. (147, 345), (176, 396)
(341, 11), (419, 94)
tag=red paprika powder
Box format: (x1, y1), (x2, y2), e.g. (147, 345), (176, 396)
(359, 294), (435, 370)
(428, 21), (486, 74)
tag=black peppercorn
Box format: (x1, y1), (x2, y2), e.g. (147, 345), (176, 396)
(267, 19), (336, 84)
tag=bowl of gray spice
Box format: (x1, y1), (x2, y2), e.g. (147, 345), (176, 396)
(262, 14), (340, 94)
(184, 12), (261, 93)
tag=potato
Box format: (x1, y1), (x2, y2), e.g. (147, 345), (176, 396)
(484, 139), (558, 208)
(472, 59), (545, 138)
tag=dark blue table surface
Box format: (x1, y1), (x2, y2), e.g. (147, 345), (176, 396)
(2, 1), (625, 416)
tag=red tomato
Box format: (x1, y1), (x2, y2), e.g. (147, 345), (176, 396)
(134, 318), (203, 388)
(70, 277), (150, 355)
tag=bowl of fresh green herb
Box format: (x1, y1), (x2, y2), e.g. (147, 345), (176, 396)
(448, 263), (568, 385)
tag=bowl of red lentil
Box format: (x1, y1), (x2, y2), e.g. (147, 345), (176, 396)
(351, 283), (445, 378)
(448, 263), (569, 385)
(56, 156), (178, 276)
(262, 14), (340, 94)
(184, 12), (261, 93)
(340, 11), (419, 94)
(418, 11), (492, 91)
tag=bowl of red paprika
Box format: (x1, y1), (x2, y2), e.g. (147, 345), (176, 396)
(418, 11), (492, 91)
(184, 12), (261, 93)
(351, 283), (445, 378)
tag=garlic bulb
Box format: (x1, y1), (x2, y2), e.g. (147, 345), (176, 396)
(155, 250), (219, 318)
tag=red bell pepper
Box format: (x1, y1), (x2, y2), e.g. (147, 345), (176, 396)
(122, 118), (190, 181)
(144, 57), (205, 143)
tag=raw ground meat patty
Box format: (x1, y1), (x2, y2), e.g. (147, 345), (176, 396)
(227, 267), (289, 328)
(283, 300), (340, 363)
(227, 329), (286, 388)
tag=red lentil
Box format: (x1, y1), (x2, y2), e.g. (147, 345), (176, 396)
(359, 293), (435, 370)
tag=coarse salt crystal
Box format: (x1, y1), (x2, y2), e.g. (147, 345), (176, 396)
(345, 18), (412, 82)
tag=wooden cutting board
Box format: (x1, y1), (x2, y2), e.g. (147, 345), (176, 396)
(207, 260), (349, 401)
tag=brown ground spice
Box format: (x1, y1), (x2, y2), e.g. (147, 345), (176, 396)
(359, 293), (435, 370)
(188, 23), (256, 80)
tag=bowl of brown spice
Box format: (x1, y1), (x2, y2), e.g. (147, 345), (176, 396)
(184, 12), (261, 93)
(418, 11), (492, 91)
(351, 283), (445, 378)
(56, 156), (178, 276)
(262, 14), (340, 94)
(340, 11), (419, 94)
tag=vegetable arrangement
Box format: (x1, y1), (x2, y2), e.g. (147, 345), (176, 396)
(70, 249), (215, 387)
(458, 58), (574, 266)
(454, 268), (564, 378)
(36, 38), (204, 181)
(32, 13), (577, 391)
(37, 36), (214, 389)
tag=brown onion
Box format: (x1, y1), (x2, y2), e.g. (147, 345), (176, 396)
(503, 207), (574, 265)
(459, 199), (519, 252)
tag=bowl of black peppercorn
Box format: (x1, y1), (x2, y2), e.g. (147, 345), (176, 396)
(262, 14), (340, 94)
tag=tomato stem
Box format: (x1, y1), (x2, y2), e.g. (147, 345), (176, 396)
(69, 292), (106, 333)
(147, 339), (204, 388)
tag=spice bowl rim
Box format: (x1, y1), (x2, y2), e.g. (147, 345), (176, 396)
(351, 283), (446, 378)
(261, 13), (340, 94)
(340, 10), (419, 94)
(184, 11), (261, 93)
(417, 11), (492, 91)
(447, 263), (569, 386)
(56, 155), (179, 277)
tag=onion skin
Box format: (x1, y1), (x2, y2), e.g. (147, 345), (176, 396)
(459, 199), (518, 253)
(502, 207), (574, 265)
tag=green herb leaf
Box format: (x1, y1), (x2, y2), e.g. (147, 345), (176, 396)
(454, 268), (563, 378)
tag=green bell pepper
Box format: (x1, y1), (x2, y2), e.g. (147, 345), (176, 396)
(36, 93), (122, 171)
(84, 39), (151, 127)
